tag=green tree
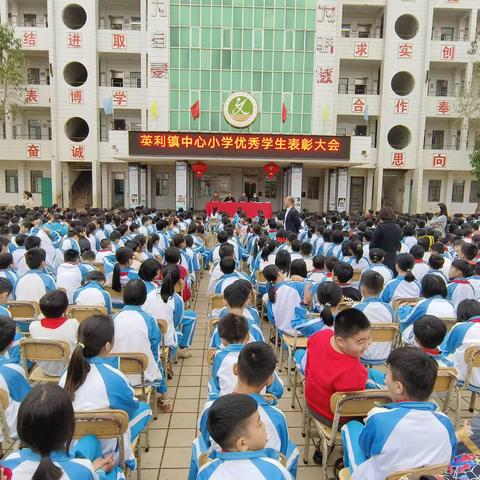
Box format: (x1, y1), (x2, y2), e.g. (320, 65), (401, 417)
(0, 23), (27, 119)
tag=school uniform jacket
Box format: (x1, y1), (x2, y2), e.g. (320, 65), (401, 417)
(381, 275), (421, 303)
(448, 278), (475, 310)
(15, 269), (57, 303)
(142, 290), (177, 347)
(56, 262), (90, 303)
(212, 272), (248, 294)
(361, 264), (394, 285)
(73, 282), (113, 313)
(0, 269), (18, 292)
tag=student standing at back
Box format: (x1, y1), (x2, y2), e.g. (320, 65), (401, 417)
(56, 249), (90, 303)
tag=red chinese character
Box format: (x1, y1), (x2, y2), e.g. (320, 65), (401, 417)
(167, 135), (180, 148)
(112, 33), (127, 49)
(247, 137), (260, 150)
(314, 139), (327, 151)
(391, 152), (405, 167)
(69, 89), (84, 104)
(22, 32), (37, 47)
(352, 98), (365, 113)
(437, 100), (451, 115)
(71, 145), (85, 160)
(394, 99), (409, 114)
(26, 144), (40, 158)
(221, 136), (234, 149)
(139, 134), (153, 147)
(67, 33), (82, 48)
(154, 135), (166, 147)
(25, 88), (39, 104)
(207, 136), (220, 149)
(327, 139), (340, 152)
(317, 67), (333, 84)
(398, 43), (413, 58)
(301, 139), (313, 151)
(288, 138), (301, 151)
(441, 45), (455, 60)
(433, 154), (447, 168)
(194, 136), (207, 148)
(150, 63), (169, 79)
(354, 42), (369, 57)
(112, 91), (127, 106)
(181, 135), (193, 148)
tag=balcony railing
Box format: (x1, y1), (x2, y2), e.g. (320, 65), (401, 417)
(99, 79), (142, 88)
(427, 86), (464, 97)
(424, 143), (460, 150)
(338, 87), (380, 95)
(8, 19), (48, 27)
(340, 31), (383, 39)
(431, 32), (470, 42)
(12, 133), (52, 140)
(99, 22), (141, 31)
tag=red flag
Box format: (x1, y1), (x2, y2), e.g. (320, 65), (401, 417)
(190, 100), (200, 120)
(282, 102), (287, 123)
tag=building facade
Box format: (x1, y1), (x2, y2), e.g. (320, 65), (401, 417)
(1, 0), (480, 214)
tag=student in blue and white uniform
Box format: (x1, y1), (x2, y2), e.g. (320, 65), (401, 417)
(323, 230), (344, 259)
(16, 235), (41, 277)
(381, 253), (421, 303)
(61, 228), (81, 256)
(361, 248), (394, 285)
(399, 224), (417, 253)
(196, 394), (293, 480)
(341, 347), (456, 480)
(0, 252), (18, 292)
(344, 240), (370, 271)
(210, 231), (233, 264)
(15, 247), (56, 303)
(111, 280), (171, 413)
(73, 271), (112, 314)
(138, 258), (161, 294)
(59, 315), (152, 471)
(411, 245), (430, 282)
(56, 249), (91, 303)
(0, 279), (23, 364)
(95, 239), (114, 264)
(108, 247), (138, 291)
(155, 219), (172, 251)
(11, 233), (27, 270)
(213, 257), (248, 294)
(447, 259), (475, 311)
(427, 254), (449, 285)
(146, 234), (164, 260)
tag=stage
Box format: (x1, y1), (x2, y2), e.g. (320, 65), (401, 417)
(205, 201), (273, 218)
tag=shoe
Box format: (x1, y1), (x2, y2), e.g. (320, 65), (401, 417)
(313, 449), (323, 465)
(177, 348), (192, 359)
(333, 457), (344, 479)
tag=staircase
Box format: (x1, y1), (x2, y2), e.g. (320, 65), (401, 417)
(70, 171), (92, 210)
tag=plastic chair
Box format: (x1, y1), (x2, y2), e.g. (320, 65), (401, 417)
(7, 301), (41, 332)
(66, 305), (108, 323)
(456, 344), (480, 424)
(433, 367), (457, 414)
(360, 323), (400, 367)
(391, 298), (423, 322)
(0, 388), (13, 456)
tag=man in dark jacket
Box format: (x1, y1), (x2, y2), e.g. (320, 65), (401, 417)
(283, 196), (302, 234)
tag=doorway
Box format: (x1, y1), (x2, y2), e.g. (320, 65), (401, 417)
(113, 175), (125, 207)
(349, 177), (365, 214)
(382, 170), (405, 213)
(243, 176), (257, 200)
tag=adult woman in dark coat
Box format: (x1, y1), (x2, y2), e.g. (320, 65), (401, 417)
(370, 206), (402, 274)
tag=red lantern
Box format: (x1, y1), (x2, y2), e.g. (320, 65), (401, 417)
(192, 161), (207, 178)
(263, 162), (280, 179)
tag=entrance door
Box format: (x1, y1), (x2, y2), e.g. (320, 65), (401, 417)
(382, 170), (405, 213)
(40, 178), (52, 207)
(113, 177), (125, 207)
(349, 177), (365, 214)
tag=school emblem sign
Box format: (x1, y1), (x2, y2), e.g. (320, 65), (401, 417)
(223, 92), (258, 128)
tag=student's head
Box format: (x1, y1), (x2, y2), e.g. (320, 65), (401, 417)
(217, 231), (229, 244)
(290, 259), (307, 278)
(63, 248), (79, 264)
(368, 248), (385, 264)
(449, 259), (473, 280)
(24, 235), (41, 250)
(220, 256), (236, 275)
(333, 308), (371, 358)
(25, 247), (46, 270)
(160, 264), (180, 303)
(274, 249), (291, 275)
(413, 315), (447, 350)
(0, 315), (16, 354)
(123, 279), (147, 306)
(461, 243), (478, 261)
(428, 254), (445, 271)
(173, 234), (186, 249)
(207, 394), (266, 452)
(64, 315), (114, 400)
(386, 346), (438, 402)
(111, 247), (134, 292)
(138, 258), (161, 283)
(421, 273), (448, 299)
(219, 243), (235, 260)
(263, 264), (281, 304)
(224, 280), (250, 310)
(300, 242), (312, 257)
(395, 253), (416, 281)
(17, 384), (75, 480)
(333, 262), (354, 284)
(360, 270), (384, 297)
(410, 244), (425, 260)
(317, 282), (343, 327)
(235, 342), (277, 390)
(0, 277), (13, 303)
(85, 270), (106, 286)
(457, 298), (480, 322)
(0, 252), (13, 270)
(217, 313), (249, 346)
(312, 254), (325, 271)
(164, 247), (181, 265)
(325, 255), (339, 273)
(39, 290), (69, 318)
(81, 250), (96, 263)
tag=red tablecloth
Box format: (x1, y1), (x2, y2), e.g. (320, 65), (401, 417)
(205, 201), (273, 218)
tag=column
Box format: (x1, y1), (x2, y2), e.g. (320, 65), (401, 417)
(411, 167), (424, 213)
(372, 166), (383, 211)
(18, 163), (26, 205)
(175, 161), (188, 211)
(323, 170), (329, 211)
(445, 172), (454, 205)
(139, 165), (147, 206)
(328, 169), (337, 211)
(290, 164), (303, 211)
(101, 164), (109, 208)
(128, 164), (140, 208)
(146, 165), (153, 207)
(365, 169), (374, 212)
(337, 168), (348, 212)
(61, 164), (70, 207)
(91, 161), (101, 208)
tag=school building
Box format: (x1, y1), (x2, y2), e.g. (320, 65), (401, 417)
(1, 0), (480, 214)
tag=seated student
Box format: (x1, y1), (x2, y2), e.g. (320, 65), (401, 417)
(341, 346), (456, 480)
(164, 247), (192, 302)
(332, 262), (362, 301)
(400, 224), (417, 253)
(400, 274), (455, 337)
(300, 242), (314, 271)
(307, 254), (326, 283)
(56, 249), (90, 303)
(11, 233), (26, 269)
(210, 281), (264, 349)
(80, 250), (98, 274)
(410, 315), (451, 366)
(460, 243), (479, 266)
(107, 246), (138, 291)
(209, 314), (282, 399)
(0, 316), (31, 443)
(59, 315), (152, 471)
(15, 247), (56, 302)
(0, 278), (23, 364)
(95, 238), (113, 263)
(381, 253), (421, 303)
(29, 290), (79, 377)
(411, 245), (430, 281)
(16, 235), (41, 277)
(0, 252), (18, 292)
(320, 255), (340, 283)
(73, 270), (112, 313)
(448, 259), (475, 311)
(361, 248), (394, 285)
(61, 227), (81, 255)
(111, 280), (171, 413)
(344, 241), (370, 271)
(1, 384), (121, 479)
(208, 243), (236, 294)
(194, 343), (298, 479)
(289, 240), (302, 261)
(305, 309), (370, 432)
(138, 257), (162, 294)
(470, 261), (480, 298)
(324, 229), (344, 258)
(213, 257), (245, 294)
(196, 394), (293, 480)
(428, 253), (449, 285)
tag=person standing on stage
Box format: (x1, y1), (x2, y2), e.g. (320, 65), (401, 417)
(283, 195), (301, 234)
(251, 192), (259, 202)
(224, 192), (235, 202)
(238, 192), (249, 202)
(212, 191), (220, 201)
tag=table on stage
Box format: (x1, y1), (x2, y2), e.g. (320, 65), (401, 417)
(205, 201), (273, 218)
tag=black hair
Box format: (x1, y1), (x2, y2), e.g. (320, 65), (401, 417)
(111, 247), (134, 292)
(451, 259), (473, 278)
(0, 252), (13, 270)
(421, 274), (447, 298)
(387, 346), (438, 401)
(39, 290), (69, 318)
(160, 264), (180, 303)
(0, 277), (13, 295)
(100, 238), (111, 249)
(396, 253), (416, 282)
(325, 255), (340, 272)
(413, 315), (447, 349)
(219, 243), (235, 260)
(333, 262), (354, 283)
(312, 254), (325, 270)
(334, 308), (370, 339)
(15, 233), (27, 247)
(410, 245), (425, 260)
(290, 259), (307, 278)
(237, 342), (276, 387)
(274, 250), (291, 275)
(63, 249), (79, 263)
(428, 254), (444, 270)
(317, 282), (343, 327)
(64, 315), (114, 401)
(263, 264), (279, 304)
(260, 240), (276, 261)
(217, 313), (249, 344)
(290, 239), (301, 253)
(85, 270), (105, 283)
(17, 384), (75, 480)
(457, 298), (480, 322)
(224, 280), (251, 309)
(349, 240), (364, 262)
(220, 256), (236, 275)
(300, 242), (312, 256)
(138, 258), (161, 282)
(147, 233), (160, 253)
(164, 247), (181, 265)
(369, 248), (385, 264)
(123, 279), (147, 306)
(462, 243), (478, 261)
(172, 234), (186, 248)
(437, 203), (448, 216)
(24, 235), (41, 250)
(360, 270), (384, 294)
(207, 394), (258, 451)
(25, 247), (46, 270)
(0, 315), (16, 352)
(332, 230), (344, 245)
(81, 250), (96, 262)
(217, 231), (229, 244)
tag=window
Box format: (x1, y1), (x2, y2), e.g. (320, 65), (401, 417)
(131, 16), (141, 30)
(27, 68), (40, 85)
(436, 80), (448, 97)
(111, 71), (123, 87)
(253, 29), (263, 50)
(354, 78), (368, 94)
(431, 130), (445, 149)
(5, 170), (18, 193)
(30, 170), (43, 194)
(28, 120), (42, 140)
(265, 179), (277, 198)
(130, 123), (141, 131)
(217, 174), (231, 194)
(358, 24), (372, 38)
(307, 176), (320, 200)
(428, 179), (441, 202)
(341, 24), (351, 38)
(452, 180), (465, 203)
(200, 174), (212, 197)
(470, 180), (479, 203)
(440, 27), (454, 41)
(354, 125), (367, 136)
(23, 14), (37, 27)
(338, 78), (349, 94)
(110, 17), (123, 29)
(130, 71), (141, 88)
(155, 173), (169, 196)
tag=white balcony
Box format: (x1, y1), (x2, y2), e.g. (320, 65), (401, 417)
(335, 94), (381, 117)
(430, 41), (471, 63)
(22, 84), (50, 107)
(0, 139), (52, 162)
(337, 37), (384, 61)
(422, 149), (471, 170)
(426, 96), (461, 118)
(98, 86), (145, 109)
(350, 136), (374, 166)
(14, 26), (48, 50)
(97, 29), (142, 53)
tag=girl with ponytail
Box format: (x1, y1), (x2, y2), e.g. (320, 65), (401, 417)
(59, 315), (152, 471)
(1, 383), (116, 479)
(345, 240), (370, 271)
(362, 248), (394, 284)
(381, 253), (421, 303)
(110, 246), (138, 292)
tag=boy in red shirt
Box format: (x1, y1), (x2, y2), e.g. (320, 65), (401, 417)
(305, 308), (371, 432)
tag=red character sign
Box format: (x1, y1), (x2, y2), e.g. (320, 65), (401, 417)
(352, 98), (366, 113)
(391, 152), (405, 167)
(25, 88), (39, 104)
(437, 100), (451, 115)
(112, 91), (127, 106)
(26, 144), (40, 158)
(317, 67), (333, 84)
(67, 33), (82, 48)
(71, 145), (85, 160)
(394, 99), (409, 114)
(69, 89), (84, 104)
(150, 63), (169, 79)
(22, 32), (37, 47)
(441, 45), (455, 60)
(112, 33), (127, 49)
(398, 43), (413, 58)
(354, 42), (369, 57)
(433, 154), (447, 168)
